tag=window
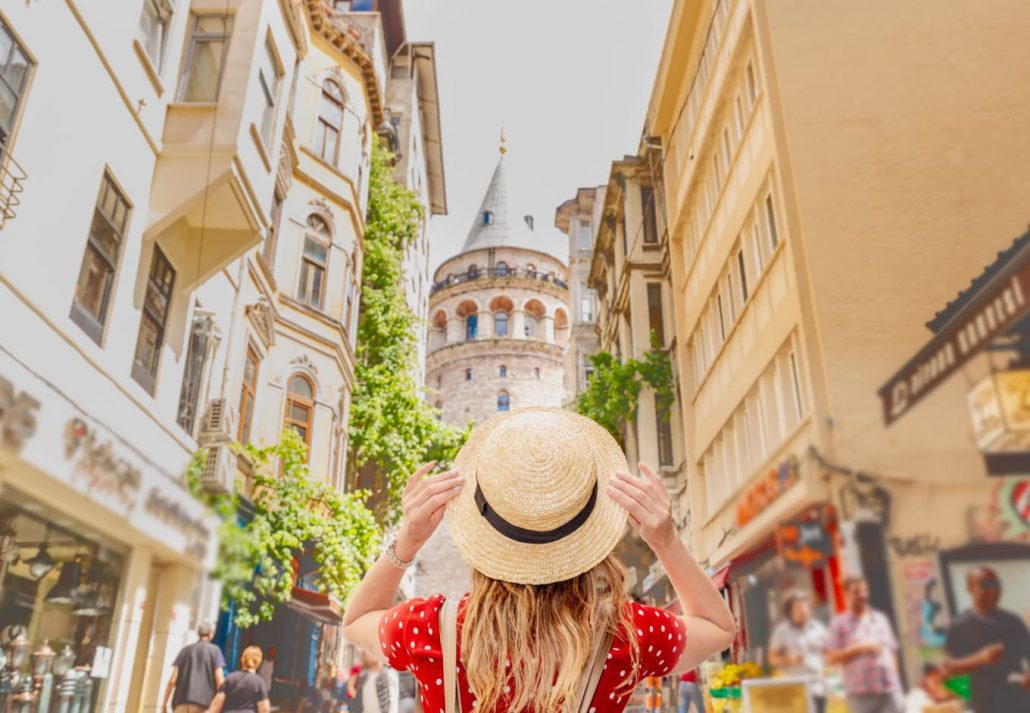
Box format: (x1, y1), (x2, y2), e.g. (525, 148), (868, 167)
(764, 195), (779, 250)
(656, 403), (673, 467)
(131, 246), (176, 393)
(482, 211), (493, 225)
(715, 292), (726, 341)
(578, 219), (591, 249)
(257, 39), (281, 146)
(526, 263), (537, 278)
(712, 155), (721, 190)
(0, 18), (32, 151)
(534, 368), (540, 379)
(647, 283), (664, 346)
(746, 61), (758, 105)
(734, 94), (745, 139)
(263, 189), (284, 265)
(465, 313), (478, 340)
(179, 15), (233, 102)
(177, 314), (214, 434)
(724, 271), (737, 324)
(641, 186), (658, 245)
(465, 368), (472, 381)
(524, 313), (537, 338)
(313, 80), (345, 162)
(494, 261), (509, 276)
(497, 392), (511, 412)
(494, 311), (508, 337)
(71, 173), (131, 343)
(467, 264), (479, 279)
(499, 365), (507, 378)
(735, 246), (749, 303)
(583, 355), (594, 385)
(297, 215), (329, 309)
(580, 295), (593, 323)
(721, 129), (732, 172)
(284, 374), (314, 453)
(138, 0), (174, 69)
(238, 345), (260, 443)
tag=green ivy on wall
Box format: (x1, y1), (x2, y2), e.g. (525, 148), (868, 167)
(187, 430), (381, 629)
(348, 138), (469, 522)
(573, 332), (674, 444)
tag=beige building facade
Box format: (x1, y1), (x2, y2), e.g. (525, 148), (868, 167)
(648, 0), (1030, 681)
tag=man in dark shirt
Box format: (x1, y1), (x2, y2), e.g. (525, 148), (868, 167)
(944, 566), (1030, 713)
(163, 621), (227, 712)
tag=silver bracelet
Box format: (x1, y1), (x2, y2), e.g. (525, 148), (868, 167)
(383, 539), (414, 569)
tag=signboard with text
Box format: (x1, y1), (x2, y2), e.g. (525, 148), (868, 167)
(777, 519), (833, 568)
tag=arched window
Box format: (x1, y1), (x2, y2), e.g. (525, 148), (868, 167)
(526, 263), (537, 278)
(494, 261), (509, 277)
(467, 264), (479, 279)
(524, 313), (537, 338)
(285, 374), (315, 455)
(497, 391), (510, 412)
(534, 367), (540, 379)
(494, 311), (508, 337)
(298, 215), (330, 309)
(524, 299), (545, 338)
(465, 368), (472, 381)
(483, 211), (493, 226)
(499, 365), (507, 378)
(314, 80), (345, 163)
(465, 313), (478, 340)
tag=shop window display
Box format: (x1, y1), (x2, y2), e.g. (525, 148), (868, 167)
(0, 489), (126, 713)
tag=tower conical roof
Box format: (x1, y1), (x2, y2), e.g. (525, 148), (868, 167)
(461, 156), (539, 253)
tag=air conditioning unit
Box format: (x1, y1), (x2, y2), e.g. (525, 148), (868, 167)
(200, 443), (236, 496)
(198, 398), (235, 446)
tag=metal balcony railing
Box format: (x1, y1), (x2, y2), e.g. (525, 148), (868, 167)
(0, 149), (26, 229)
(431, 267), (568, 295)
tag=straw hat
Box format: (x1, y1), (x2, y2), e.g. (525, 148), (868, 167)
(446, 407), (628, 585)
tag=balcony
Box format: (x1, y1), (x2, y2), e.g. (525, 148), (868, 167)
(430, 266), (569, 296)
(0, 149), (27, 229)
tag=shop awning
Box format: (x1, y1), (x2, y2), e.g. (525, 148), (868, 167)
(284, 587), (342, 626)
(879, 230), (1030, 425)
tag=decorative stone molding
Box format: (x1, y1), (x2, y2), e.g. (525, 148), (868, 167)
(245, 301), (276, 349)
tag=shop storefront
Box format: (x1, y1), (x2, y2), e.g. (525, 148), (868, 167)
(0, 343), (219, 712)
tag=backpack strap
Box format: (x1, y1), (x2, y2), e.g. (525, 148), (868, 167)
(574, 627), (615, 713)
(439, 597), (462, 713)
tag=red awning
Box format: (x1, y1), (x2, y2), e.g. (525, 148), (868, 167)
(285, 587), (343, 626)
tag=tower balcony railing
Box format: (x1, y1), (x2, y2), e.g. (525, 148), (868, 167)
(431, 267), (568, 296)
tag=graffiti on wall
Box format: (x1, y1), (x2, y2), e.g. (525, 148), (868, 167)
(901, 558), (948, 660)
(966, 476), (1030, 543)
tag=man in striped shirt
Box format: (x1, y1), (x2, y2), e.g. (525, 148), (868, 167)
(826, 576), (902, 713)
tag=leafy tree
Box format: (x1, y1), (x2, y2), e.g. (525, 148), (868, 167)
(348, 138), (469, 522)
(573, 332), (674, 444)
(187, 430), (381, 628)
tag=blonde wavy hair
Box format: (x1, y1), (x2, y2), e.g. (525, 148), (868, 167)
(460, 554), (639, 712)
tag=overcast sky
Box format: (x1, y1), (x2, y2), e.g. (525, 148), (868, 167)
(403, 0), (674, 272)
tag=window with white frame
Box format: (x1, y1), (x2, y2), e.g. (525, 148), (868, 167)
(314, 80), (345, 163)
(138, 0), (175, 70)
(297, 215), (330, 309)
(578, 219), (591, 249)
(0, 18), (33, 151)
(257, 38), (281, 146)
(179, 14), (233, 102)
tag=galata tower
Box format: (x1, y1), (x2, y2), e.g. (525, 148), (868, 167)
(415, 150), (571, 598)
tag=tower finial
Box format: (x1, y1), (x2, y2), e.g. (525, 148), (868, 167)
(499, 127), (507, 155)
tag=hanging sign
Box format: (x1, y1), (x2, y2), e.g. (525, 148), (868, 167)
(967, 370), (1030, 452)
(777, 519), (833, 568)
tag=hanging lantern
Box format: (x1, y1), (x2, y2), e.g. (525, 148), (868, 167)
(45, 561), (82, 605)
(31, 641), (54, 678)
(5, 632), (30, 671)
(51, 646), (76, 678)
(26, 543), (55, 580)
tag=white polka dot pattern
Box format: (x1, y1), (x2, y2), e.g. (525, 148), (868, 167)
(377, 595), (687, 712)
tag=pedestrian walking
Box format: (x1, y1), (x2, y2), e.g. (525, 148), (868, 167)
(340, 408), (735, 713)
(354, 651), (398, 713)
(942, 566), (1030, 713)
(208, 646), (271, 713)
(826, 576), (902, 713)
(677, 669), (704, 713)
(768, 591), (829, 713)
(162, 621), (226, 713)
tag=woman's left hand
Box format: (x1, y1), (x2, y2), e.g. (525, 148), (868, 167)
(606, 463), (678, 553)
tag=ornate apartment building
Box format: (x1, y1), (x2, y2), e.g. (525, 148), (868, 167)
(648, 0), (1030, 680)
(555, 186), (603, 398)
(0, 1), (437, 710)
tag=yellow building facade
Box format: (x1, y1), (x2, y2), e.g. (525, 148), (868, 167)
(648, 0), (1030, 680)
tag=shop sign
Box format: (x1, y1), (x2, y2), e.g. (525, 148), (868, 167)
(776, 519), (833, 568)
(0, 375), (39, 449)
(145, 489), (211, 560)
(736, 457), (799, 528)
(967, 370), (1030, 452)
(880, 263), (1030, 425)
(64, 417), (142, 508)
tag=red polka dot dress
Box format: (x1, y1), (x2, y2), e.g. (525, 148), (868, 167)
(378, 594), (686, 713)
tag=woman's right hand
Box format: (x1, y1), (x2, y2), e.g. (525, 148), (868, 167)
(395, 463), (464, 560)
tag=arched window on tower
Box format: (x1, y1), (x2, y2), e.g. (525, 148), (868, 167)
(494, 261), (509, 277)
(465, 313), (478, 340)
(284, 373), (315, 458)
(497, 391), (510, 412)
(483, 211), (493, 226)
(494, 311), (508, 337)
(467, 264), (479, 279)
(534, 367), (540, 379)
(499, 365), (507, 378)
